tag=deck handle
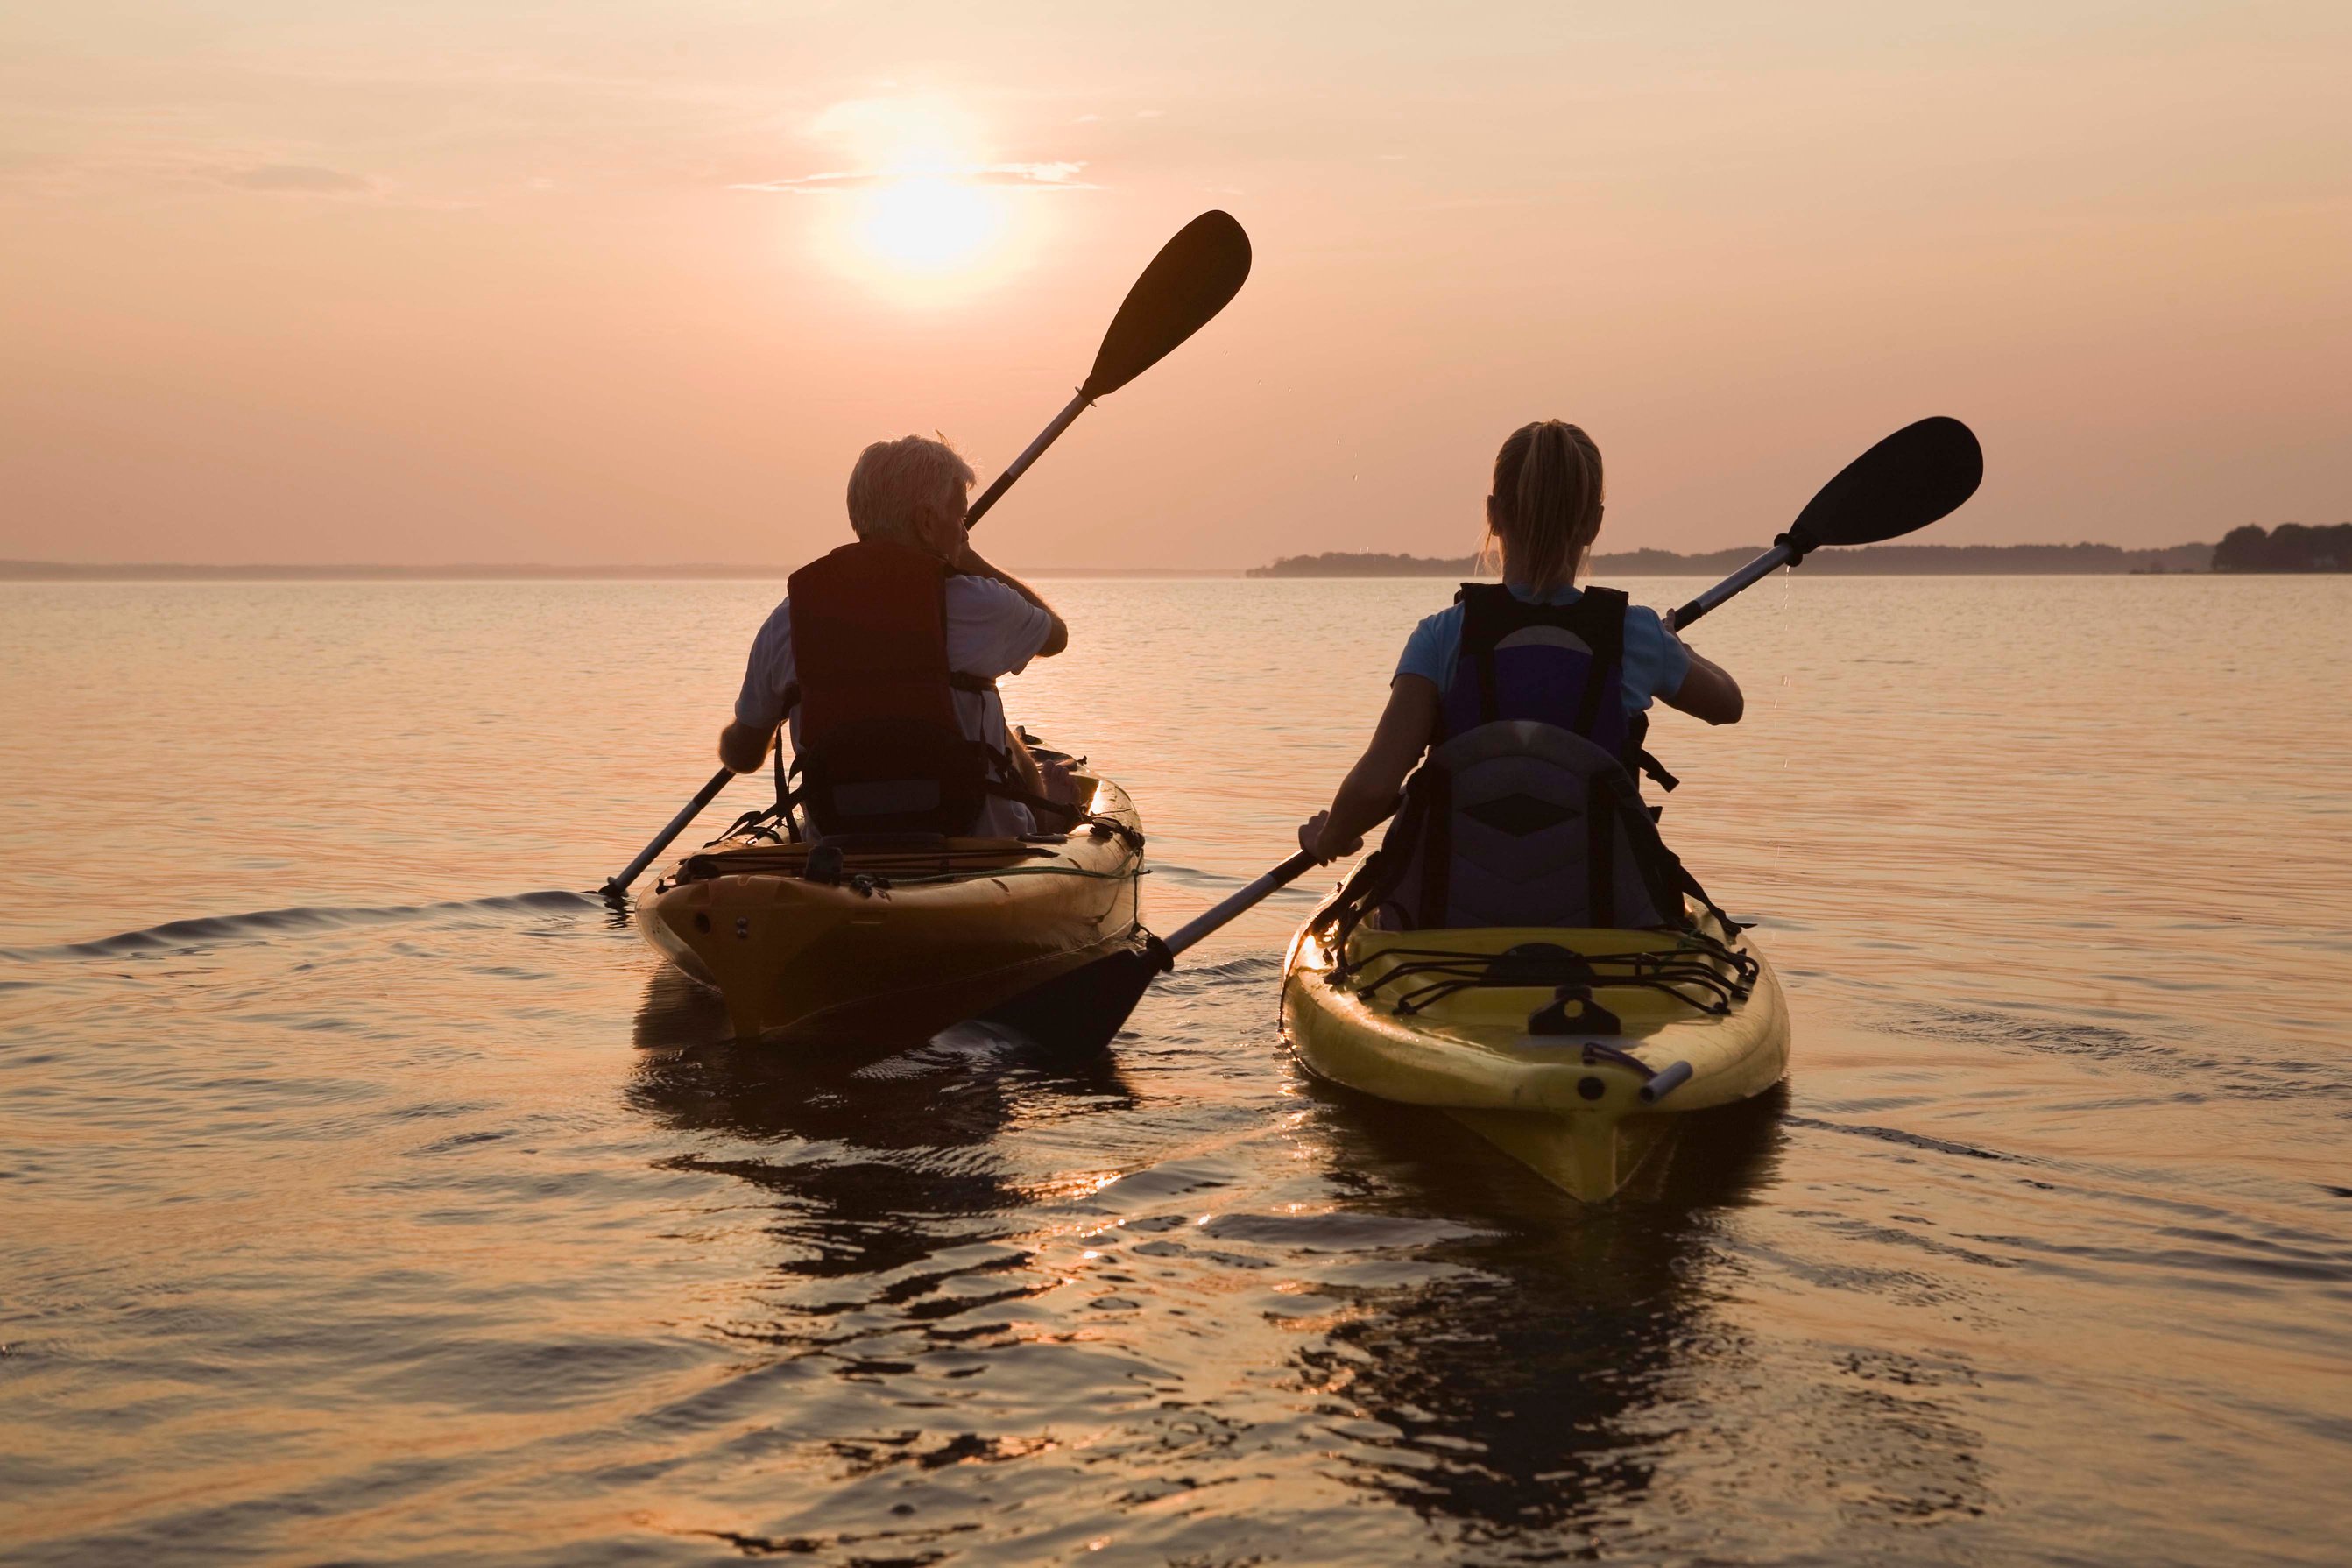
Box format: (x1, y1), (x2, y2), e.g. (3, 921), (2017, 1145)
(1637, 1061), (1695, 1105)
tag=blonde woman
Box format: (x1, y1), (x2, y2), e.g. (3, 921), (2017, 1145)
(1296, 420), (1744, 925)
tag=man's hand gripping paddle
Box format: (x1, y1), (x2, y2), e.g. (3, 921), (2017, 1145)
(995, 416), (1985, 1052)
(600, 212), (1254, 899)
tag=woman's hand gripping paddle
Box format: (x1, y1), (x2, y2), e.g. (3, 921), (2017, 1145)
(600, 212), (1254, 900)
(997, 415), (1985, 1052)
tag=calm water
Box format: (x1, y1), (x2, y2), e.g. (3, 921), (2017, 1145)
(3, 576), (2347, 1565)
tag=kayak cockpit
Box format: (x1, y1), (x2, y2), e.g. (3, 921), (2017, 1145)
(634, 765), (1146, 1049)
(1281, 893), (1790, 1201)
(1308, 912), (1762, 1045)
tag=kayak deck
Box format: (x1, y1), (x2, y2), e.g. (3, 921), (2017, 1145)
(1281, 900), (1789, 1201)
(635, 772), (1145, 1049)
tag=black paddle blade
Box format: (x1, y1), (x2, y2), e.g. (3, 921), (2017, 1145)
(977, 932), (1171, 1054)
(1794, 416), (1983, 547)
(1080, 211), (1252, 401)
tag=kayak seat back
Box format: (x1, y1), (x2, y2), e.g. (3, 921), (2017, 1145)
(795, 716), (992, 837)
(1378, 720), (1685, 931)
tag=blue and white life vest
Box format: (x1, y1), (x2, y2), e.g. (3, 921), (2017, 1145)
(1367, 583), (1710, 931)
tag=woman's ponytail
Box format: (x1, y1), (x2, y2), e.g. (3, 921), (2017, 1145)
(1490, 420), (1604, 595)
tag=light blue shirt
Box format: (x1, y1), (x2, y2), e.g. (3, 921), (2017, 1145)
(1395, 583), (1691, 712)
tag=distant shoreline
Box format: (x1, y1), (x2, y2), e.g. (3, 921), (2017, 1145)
(1249, 542), (2221, 577)
(12, 533), (2347, 579)
(0, 562), (1246, 583)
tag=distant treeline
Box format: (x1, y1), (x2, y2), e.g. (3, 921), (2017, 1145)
(2213, 524), (2352, 572)
(0, 562), (1234, 582)
(0, 562), (801, 581)
(1248, 541), (2218, 577)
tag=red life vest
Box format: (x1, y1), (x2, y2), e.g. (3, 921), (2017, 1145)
(782, 540), (1011, 837)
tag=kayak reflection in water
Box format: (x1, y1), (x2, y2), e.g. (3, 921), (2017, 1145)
(1296, 419), (1745, 927)
(717, 434), (1078, 837)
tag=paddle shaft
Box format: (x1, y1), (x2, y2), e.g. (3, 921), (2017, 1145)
(1666, 526), (1824, 632)
(1162, 850), (1320, 958)
(965, 390), (1090, 533)
(1666, 543), (1790, 632)
(603, 766), (734, 897)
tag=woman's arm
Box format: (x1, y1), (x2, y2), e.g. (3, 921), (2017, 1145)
(1662, 645), (1743, 725)
(1297, 675), (1440, 862)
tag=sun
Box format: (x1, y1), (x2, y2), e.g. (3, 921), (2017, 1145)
(857, 174), (1003, 276)
(802, 95), (1034, 293)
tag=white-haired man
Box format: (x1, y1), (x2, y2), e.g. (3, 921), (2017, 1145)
(717, 434), (1072, 839)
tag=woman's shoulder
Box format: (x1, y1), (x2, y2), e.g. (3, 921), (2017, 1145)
(1407, 597), (1466, 639)
(1572, 581), (1665, 626)
(1395, 599), (1466, 684)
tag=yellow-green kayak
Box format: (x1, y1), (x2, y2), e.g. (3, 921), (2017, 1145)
(1280, 893), (1789, 1201)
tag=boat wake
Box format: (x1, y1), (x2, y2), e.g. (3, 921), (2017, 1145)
(0, 888), (604, 964)
(1881, 1001), (2352, 1104)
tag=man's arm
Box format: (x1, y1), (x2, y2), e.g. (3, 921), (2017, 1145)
(718, 604), (791, 773)
(953, 545), (1069, 657)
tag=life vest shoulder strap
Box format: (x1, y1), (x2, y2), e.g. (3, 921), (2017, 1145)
(1452, 582), (1629, 658)
(1448, 582), (1631, 733)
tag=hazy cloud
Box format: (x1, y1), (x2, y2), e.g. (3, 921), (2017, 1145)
(731, 160), (1097, 194)
(222, 164), (372, 194)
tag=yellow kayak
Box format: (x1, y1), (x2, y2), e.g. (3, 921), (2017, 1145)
(1281, 892), (1788, 1202)
(635, 765), (1144, 1048)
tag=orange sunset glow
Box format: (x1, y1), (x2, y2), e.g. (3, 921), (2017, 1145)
(5, 8), (2351, 1565)
(5, 6), (2348, 569)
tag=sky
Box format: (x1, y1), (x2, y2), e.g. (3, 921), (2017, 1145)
(3, 2), (2347, 569)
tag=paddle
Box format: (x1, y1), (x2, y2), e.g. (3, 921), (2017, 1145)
(600, 211), (1254, 899)
(965, 210), (1254, 531)
(1666, 415), (1982, 630)
(990, 414), (1984, 1051)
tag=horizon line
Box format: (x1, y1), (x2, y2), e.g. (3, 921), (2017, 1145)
(0, 561), (1247, 580)
(0, 538), (2226, 583)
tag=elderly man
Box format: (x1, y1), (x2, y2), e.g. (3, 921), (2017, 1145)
(717, 434), (1072, 838)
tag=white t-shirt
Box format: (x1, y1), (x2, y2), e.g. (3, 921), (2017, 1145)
(733, 576), (1058, 836)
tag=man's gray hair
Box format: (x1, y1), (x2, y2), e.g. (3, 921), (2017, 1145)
(845, 434), (976, 546)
